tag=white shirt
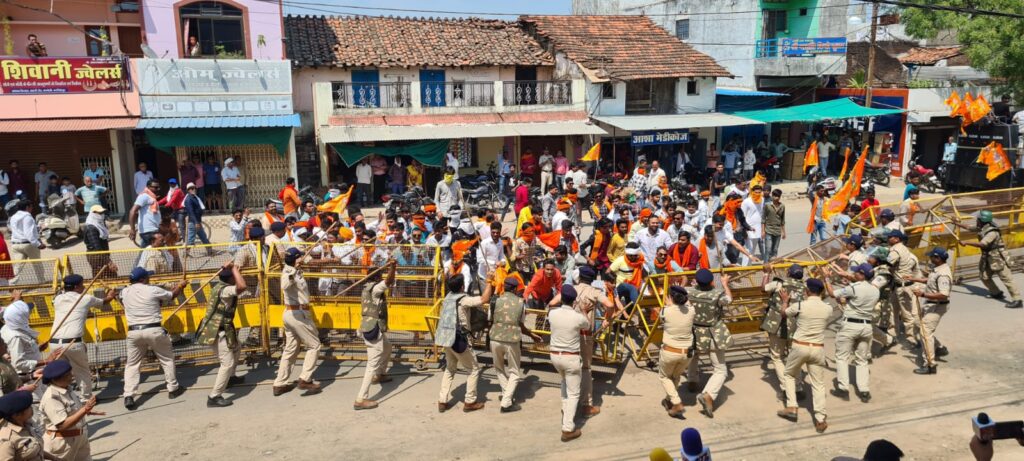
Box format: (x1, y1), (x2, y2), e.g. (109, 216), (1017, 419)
(1014, 110), (1024, 131)
(551, 211), (569, 235)
(356, 163), (372, 184)
(634, 227), (672, 261)
(548, 305), (589, 353)
(222, 166), (241, 190)
(477, 236), (504, 270)
(51, 291), (103, 339)
(120, 283), (174, 326)
(648, 167), (666, 185)
(0, 170), (8, 196)
(9, 210), (40, 246)
(446, 152), (460, 171)
(740, 197), (763, 238)
(743, 150), (756, 169)
(570, 169), (588, 188)
(133, 170), (153, 195)
(819, 141), (835, 158)
(727, 185), (749, 199)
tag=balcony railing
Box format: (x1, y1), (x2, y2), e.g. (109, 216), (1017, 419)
(332, 81), (412, 109)
(755, 37), (848, 58)
(503, 80), (573, 106)
(421, 81), (495, 107)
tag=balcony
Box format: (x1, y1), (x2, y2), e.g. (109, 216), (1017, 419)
(421, 81), (495, 107)
(332, 82), (412, 109)
(502, 80), (572, 106)
(754, 37), (848, 77)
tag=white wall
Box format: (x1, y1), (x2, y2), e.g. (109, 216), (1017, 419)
(588, 82), (627, 116)
(675, 77), (717, 113)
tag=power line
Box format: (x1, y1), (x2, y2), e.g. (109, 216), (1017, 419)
(873, 0), (1024, 20)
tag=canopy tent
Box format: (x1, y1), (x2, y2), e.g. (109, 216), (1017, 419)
(593, 112), (762, 131)
(330, 139), (449, 167)
(146, 127), (293, 156)
(728, 97), (905, 124)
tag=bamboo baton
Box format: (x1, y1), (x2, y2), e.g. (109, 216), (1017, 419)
(336, 260), (398, 297)
(42, 263), (113, 347)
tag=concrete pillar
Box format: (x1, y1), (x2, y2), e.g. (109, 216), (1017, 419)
(312, 82), (332, 186)
(108, 129), (128, 215)
(494, 81), (504, 110)
(411, 81), (422, 109)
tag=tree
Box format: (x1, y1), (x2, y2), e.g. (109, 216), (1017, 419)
(901, 0), (1024, 97)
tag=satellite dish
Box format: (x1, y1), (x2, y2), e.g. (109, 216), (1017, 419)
(140, 43), (159, 59)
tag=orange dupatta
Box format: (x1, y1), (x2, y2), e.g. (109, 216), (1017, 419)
(625, 253), (645, 288)
(806, 195), (819, 233)
(698, 238), (711, 269)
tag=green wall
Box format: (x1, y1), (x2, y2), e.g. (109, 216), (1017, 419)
(758, 0), (821, 40)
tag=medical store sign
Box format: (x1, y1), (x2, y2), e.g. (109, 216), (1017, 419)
(0, 56), (129, 94)
(138, 59), (293, 117)
(631, 130), (690, 146)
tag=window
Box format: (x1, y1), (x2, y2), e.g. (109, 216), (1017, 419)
(602, 82), (615, 98)
(85, 26), (112, 56)
(675, 19), (690, 40)
(686, 79), (699, 96)
(799, 8), (808, 16)
(179, 1), (246, 58)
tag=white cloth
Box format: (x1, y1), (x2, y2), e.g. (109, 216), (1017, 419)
(85, 211), (109, 240)
(51, 292), (103, 339)
(356, 163), (372, 184)
(0, 170), (8, 196)
(741, 197), (763, 238)
(9, 210), (40, 246)
(221, 166), (241, 190)
(634, 227), (673, 261)
(648, 167), (666, 185)
(133, 170), (153, 195)
(2, 300), (38, 339)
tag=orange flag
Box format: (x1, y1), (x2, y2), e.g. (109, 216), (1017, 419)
(944, 91), (962, 117)
(806, 194), (819, 234)
(317, 185), (354, 215)
(970, 94), (992, 123)
(823, 149), (868, 222)
(803, 141), (819, 174)
(959, 92), (976, 134)
(581, 143), (600, 162)
(837, 147), (852, 182)
(849, 146), (869, 199)
(977, 142), (1011, 181)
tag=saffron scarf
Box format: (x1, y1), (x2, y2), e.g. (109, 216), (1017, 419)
(671, 242), (695, 268)
(625, 254), (645, 288)
(589, 229), (606, 261)
(143, 188), (159, 213)
(698, 238), (711, 269)
(806, 195), (819, 233)
(654, 256), (673, 272)
(719, 198), (742, 228)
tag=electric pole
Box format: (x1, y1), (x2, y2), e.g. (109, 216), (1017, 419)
(862, 0), (880, 145)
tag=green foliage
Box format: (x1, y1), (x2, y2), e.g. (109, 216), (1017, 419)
(901, 0), (1024, 97)
(213, 45), (246, 59)
(907, 78), (939, 88)
(847, 69), (868, 89)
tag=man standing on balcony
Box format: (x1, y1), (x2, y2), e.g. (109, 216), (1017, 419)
(539, 148), (555, 193)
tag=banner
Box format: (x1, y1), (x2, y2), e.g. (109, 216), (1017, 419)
(137, 59), (293, 117)
(631, 130), (689, 146)
(0, 56), (129, 95)
(780, 37), (847, 56)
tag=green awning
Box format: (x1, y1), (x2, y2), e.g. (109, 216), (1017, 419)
(330, 140), (448, 167)
(728, 98), (905, 123)
(146, 127), (293, 156)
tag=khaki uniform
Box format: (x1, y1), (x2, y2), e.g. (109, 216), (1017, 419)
(119, 283), (179, 397)
(686, 287), (733, 401)
(888, 242), (922, 342)
(273, 265), (322, 387)
(658, 301), (694, 406)
(0, 421), (44, 461)
(232, 242), (260, 269)
(847, 249), (869, 269)
(357, 281), (391, 402)
(0, 360), (21, 395)
(978, 224), (1021, 301)
(40, 385), (90, 461)
(870, 265), (897, 346)
(761, 278), (805, 390)
(834, 281), (880, 393)
(50, 292), (104, 398)
(437, 294), (485, 404)
(548, 305), (589, 432)
(489, 292), (526, 408)
(783, 296), (831, 422)
(921, 264), (952, 367)
(573, 283), (605, 407)
(196, 283), (247, 399)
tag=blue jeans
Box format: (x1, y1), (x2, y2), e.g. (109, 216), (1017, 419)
(187, 221), (210, 246)
(555, 174), (565, 191)
(390, 182), (405, 195)
(616, 284), (639, 307)
(724, 168), (734, 183)
(765, 233), (782, 261)
(810, 221), (827, 244)
(498, 174), (507, 195)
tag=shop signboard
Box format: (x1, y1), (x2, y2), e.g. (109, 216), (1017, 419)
(138, 59), (293, 117)
(0, 56), (129, 95)
(631, 129), (690, 146)
(780, 37), (847, 57)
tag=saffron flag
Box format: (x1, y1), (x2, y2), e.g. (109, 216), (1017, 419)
(944, 91), (962, 117)
(823, 149), (868, 222)
(977, 142), (1011, 181)
(581, 143), (600, 162)
(970, 94), (992, 123)
(803, 141), (819, 174)
(837, 147), (852, 183)
(317, 185), (354, 215)
(750, 171), (766, 190)
(849, 146), (869, 199)
(959, 92), (976, 133)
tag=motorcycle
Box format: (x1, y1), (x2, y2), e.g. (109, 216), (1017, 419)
(904, 159), (942, 194)
(381, 186), (427, 213)
(669, 176), (700, 203)
(463, 181), (511, 220)
(756, 155), (782, 183)
(298, 185), (324, 206)
(36, 193), (80, 249)
(864, 163), (891, 187)
(806, 167), (838, 195)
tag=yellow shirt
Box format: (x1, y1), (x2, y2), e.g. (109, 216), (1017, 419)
(607, 233), (627, 262)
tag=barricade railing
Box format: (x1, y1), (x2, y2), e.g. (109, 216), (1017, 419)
(4, 258), (62, 343)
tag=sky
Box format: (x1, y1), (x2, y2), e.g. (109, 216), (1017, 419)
(282, 0), (572, 18)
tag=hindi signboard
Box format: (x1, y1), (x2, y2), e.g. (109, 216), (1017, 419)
(780, 37), (847, 57)
(631, 130), (690, 146)
(137, 59), (293, 117)
(0, 56), (129, 95)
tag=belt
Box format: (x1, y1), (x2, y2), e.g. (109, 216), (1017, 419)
(898, 281), (915, 287)
(49, 337), (81, 344)
(285, 305), (309, 311)
(693, 322), (714, 328)
(128, 323), (162, 331)
(549, 350), (579, 356)
(844, 318), (871, 324)
(662, 345), (687, 355)
(46, 429), (82, 438)
(792, 340), (824, 348)
(11, 240), (29, 244)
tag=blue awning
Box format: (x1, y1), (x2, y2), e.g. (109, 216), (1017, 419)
(137, 114), (301, 129)
(715, 88), (788, 97)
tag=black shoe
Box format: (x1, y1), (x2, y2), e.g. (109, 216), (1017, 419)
(988, 292), (1006, 300)
(857, 391), (871, 403)
(1005, 300), (1023, 309)
(500, 403), (522, 413)
(207, 396), (233, 407)
(168, 386), (187, 399)
(124, 396), (136, 410)
(830, 388), (850, 400)
(913, 365), (937, 375)
(935, 345), (949, 357)
(227, 375), (245, 387)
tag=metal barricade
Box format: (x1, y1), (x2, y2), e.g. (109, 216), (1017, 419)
(264, 242), (442, 370)
(60, 242), (268, 376)
(3, 258), (61, 343)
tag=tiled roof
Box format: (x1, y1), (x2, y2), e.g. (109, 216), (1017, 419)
(0, 117), (137, 133)
(898, 46), (963, 65)
(519, 15), (731, 81)
(841, 42), (910, 88)
(328, 111), (589, 127)
(284, 15), (553, 68)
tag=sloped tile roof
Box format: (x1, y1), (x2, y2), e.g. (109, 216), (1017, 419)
(519, 15), (732, 81)
(327, 111), (589, 127)
(285, 15), (553, 68)
(898, 46), (963, 65)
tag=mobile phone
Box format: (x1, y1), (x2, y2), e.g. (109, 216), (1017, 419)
(991, 421), (1024, 441)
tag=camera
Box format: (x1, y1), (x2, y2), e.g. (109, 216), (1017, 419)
(973, 412), (1024, 443)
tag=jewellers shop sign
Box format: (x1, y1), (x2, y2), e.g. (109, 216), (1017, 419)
(631, 130), (690, 146)
(138, 59), (293, 117)
(0, 56), (129, 95)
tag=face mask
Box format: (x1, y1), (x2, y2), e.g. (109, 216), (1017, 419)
(444, 174), (454, 184)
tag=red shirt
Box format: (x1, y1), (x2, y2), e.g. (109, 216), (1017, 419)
(160, 187), (185, 210)
(514, 184), (530, 216)
(523, 269), (563, 303)
(860, 198), (880, 223)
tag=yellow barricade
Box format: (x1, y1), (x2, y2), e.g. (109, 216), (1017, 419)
(1, 258), (62, 342)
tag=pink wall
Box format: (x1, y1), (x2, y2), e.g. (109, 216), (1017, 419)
(1, 0), (140, 57)
(3, 59), (142, 119)
(142, 0), (284, 60)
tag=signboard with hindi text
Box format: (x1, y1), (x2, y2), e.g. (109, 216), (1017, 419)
(0, 56), (129, 95)
(631, 129), (690, 146)
(780, 37), (847, 57)
(137, 59), (293, 117)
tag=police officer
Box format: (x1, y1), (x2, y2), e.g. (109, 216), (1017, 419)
(273, 247), (323, 396)
(866, 248), (898, 353)
(776, 278), (831, 434)
(838, 234), (868, 270)
(547, 285), (589, 442)
(195, 262), (247, 407)
(571, 265), (614, 418)
(657, 285), (694, 419)
(489, 278), (542, 413)
(354, 263), (395, 410)
(886, 230), (922, 347)
(435, 273), (493, 413)
(686, 268), (734, 419)
(0, 390), (42, 460)
(954, 210), (1023, 309)
(761, 263), (806, 401)
(878, 209), (902, 233)
(40, 360), (101, 460)
(50, 272), (116, 399)
(910, 247), (953, 374)
(824, 263), (879, 403)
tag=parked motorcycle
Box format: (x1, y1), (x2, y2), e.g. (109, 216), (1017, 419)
(381, 186), (427, 213)
(864, 163), (891, 187)
(756, 155), (782, 183)
(298, 185), (324, 207)
(806, 167), (838, 195)
(463, 181), (511, 220)
(36, 193), (80, 249)
(904, 159), (942, 194)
